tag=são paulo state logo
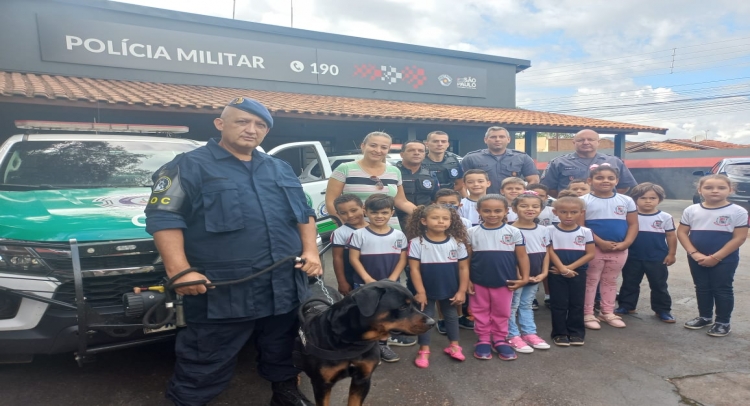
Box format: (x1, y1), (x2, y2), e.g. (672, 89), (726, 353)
(152, 176), (171, 193)
(422, 179), (433, 188)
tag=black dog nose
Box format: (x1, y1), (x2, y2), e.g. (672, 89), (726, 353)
(424, 316), (435, 326)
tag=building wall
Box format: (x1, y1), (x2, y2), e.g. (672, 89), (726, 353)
(0, 0), (527, 109)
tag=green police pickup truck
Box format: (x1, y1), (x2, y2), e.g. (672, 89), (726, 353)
(0, 121), (332, 364)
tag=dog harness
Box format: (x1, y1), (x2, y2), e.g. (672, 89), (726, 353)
(297, 298), (378, 361)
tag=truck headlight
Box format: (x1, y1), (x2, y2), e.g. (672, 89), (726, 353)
(0, 245), (50, 274)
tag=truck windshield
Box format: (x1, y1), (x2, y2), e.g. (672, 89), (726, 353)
(725, 163), (750, 177)
(0, 140), (198, 189)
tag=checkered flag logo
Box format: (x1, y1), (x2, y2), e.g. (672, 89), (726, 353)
(353, 64), (427, 89)
(381, 66), (402, 84)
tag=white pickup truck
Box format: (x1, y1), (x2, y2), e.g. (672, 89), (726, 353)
(0, 121), (332, 364)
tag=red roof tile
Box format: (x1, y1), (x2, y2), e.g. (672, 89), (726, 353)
(0, 72), (667, 133)
(626, 141), (703, 152)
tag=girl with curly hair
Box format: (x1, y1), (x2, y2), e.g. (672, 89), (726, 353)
(406, 204), (470, 368)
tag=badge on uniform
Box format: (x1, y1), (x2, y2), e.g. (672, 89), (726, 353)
(422, 179), (433, 188)
(231, 97), (245, 104)
(512, 172), (517, 177)
(152, 176), (172, 193)
(450, 168), (458, 177)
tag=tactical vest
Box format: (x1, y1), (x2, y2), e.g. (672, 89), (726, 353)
(423, 152), (461, 189)
(399, 164), (436, 207)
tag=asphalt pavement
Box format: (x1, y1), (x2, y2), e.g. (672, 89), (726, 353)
(1, 200), (749, 406)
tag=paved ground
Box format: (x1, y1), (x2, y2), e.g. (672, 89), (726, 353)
(2, 200), (750, 406)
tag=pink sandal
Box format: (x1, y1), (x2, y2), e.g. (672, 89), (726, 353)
(443, 344), (465, 361)
(414, 350), (430, 368)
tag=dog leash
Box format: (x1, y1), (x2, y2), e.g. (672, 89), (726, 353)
(314, 275), (336, 305)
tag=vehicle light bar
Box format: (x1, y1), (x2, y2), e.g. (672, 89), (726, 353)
(14, 120), (189, 134)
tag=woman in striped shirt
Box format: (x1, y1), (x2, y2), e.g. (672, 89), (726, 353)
(325, 132), (417, 230)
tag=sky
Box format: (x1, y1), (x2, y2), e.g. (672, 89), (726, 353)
(115, 0), (750, 143)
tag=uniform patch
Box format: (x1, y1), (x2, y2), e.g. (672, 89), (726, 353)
(542, 236), (548, 246)
(540, 218), (551, 226)
(614, 205), (626, 215)
(512, 172), (517, 176)
(231, 97), (245, 104)
(574, 235), (585, 246)
(422, 179), (433, 188)
(501, 234), (514, 245)
(714, 216), (731, 226)
(448, 249), (458, 260)
(393, 238), (405, 250)
(651, 220), (663, 230)
(152, 176), (172, 194)
(450, 168), (458, 177)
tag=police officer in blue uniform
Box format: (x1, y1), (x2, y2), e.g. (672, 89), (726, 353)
(540, 129), (637, 197)
(422, 131), (465, 197)
(145, 97), (320, 406)
(396, 140), (439, 229)
(461, 126), (539, 195)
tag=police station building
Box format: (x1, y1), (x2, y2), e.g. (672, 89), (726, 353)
(0, 0), (665, 158)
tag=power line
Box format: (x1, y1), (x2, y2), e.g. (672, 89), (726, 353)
(519, 35), (750, 74)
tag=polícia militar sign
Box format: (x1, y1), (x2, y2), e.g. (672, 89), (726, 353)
(36, 15), (487, 98)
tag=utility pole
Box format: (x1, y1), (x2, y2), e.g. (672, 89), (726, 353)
(232, 0), (236, 19)
(291, 0), (294, 27)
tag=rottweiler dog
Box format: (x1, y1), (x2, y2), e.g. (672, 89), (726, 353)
(294, 280), (434, 406)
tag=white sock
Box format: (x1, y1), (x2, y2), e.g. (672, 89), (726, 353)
(544, 294), (550, 300)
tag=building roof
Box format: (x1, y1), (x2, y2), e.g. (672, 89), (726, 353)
(0, 71), (668, 134)
(625, 139), (748, 152)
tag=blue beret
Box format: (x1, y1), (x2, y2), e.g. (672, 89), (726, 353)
(227, 97), (273, 128)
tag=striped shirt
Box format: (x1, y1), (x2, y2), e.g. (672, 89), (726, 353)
(348, 227), (408, 283)
(331, 161), (403, 230)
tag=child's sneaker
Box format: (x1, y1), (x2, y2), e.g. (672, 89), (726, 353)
(531, 299), (539, 310)
(569, 336), (584, 346)
(684, 316), (712, 330)
(458, 315), (475, 330)
(656, 312), (676, 323)
(379, 342), (400, 363)
(507, 336), (533, 353)
(552, 336), (570, 347)
(544, 298), (551, 308)
(707, 323), (731, 337)
(387, 334), (417, 347)
(443, 344), (465, 361)
(473, 342), (492, 360)
(436, 319), (447, 335)
(493, 342), (517, 361)
(521, 334), (551, 350)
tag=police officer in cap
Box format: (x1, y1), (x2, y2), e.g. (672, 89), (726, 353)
(145, 97), (320, 406)
(422, 131), (466, 197)
(396, 140), (439, 229)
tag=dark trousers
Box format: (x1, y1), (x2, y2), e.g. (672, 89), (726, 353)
(618, 258), (672, 313)
(688, 258), (737, 324)
(166, 309), (300, 406)
(417, 298), (459, 345)
(548, 270), (586, 339)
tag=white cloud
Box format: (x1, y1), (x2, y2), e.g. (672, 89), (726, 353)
(114, 0), (750, 142)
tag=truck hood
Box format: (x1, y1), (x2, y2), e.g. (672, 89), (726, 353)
(0, 188), (151, 242)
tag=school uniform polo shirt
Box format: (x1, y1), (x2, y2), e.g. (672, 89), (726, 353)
(468, 224), (525, 287)
(680, 203), (748, 263)
(408, 236), (468, 300)
(348, 227), (408, 283)
(540, 152), (637, 192)
(629, 211), (675, 261)
(548, 225), (594, 271)
(461, 149), (538, 194)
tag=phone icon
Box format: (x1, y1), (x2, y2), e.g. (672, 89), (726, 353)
(290, 61), (304, 73)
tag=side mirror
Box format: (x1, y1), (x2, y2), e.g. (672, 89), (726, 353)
(692, 170), (705, 176)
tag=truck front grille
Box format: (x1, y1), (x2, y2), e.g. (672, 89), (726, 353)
(52, 272), (166, 307)
(44, 253), (160, 271)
